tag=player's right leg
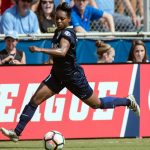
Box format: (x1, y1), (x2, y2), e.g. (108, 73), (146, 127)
(67, 67), (140, 117)
(0, 82), (55, 142)
(127, 94), (140, 117)
(83, 93), (140, 117)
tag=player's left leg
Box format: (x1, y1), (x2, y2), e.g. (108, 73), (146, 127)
(1, 74), (64, 142)
(14, 82), (55, 136)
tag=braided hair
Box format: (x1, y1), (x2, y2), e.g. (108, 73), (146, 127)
(96, 40), (113, 56)
(56, 2), (72, 18)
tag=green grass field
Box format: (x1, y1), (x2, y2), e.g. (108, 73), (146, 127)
(0, 138), (150, 150)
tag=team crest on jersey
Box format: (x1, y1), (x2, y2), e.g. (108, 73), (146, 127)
(64, 31), (71, 36)
(53, 43), (60, 48)
(52, 43), (60, 48)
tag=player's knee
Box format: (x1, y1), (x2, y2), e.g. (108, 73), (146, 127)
(90, 104), (100, 109)
(30, 96), (40, 106)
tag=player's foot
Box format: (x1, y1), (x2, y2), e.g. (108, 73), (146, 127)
(127, 95), (140, 117)
(0, 127), (19, 142)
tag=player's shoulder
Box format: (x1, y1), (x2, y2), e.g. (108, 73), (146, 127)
(62, 26), (76, 38)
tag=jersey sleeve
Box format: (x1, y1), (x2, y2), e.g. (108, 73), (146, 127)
(61, 29), (75, 45)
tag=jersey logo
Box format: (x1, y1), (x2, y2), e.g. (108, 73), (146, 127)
(64, 31), (71, 36)
(53, 43), (60, 48)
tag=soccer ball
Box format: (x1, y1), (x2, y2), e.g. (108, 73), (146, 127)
(44, 130), (65, 150)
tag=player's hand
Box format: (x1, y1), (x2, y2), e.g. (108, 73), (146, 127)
(29, 46), (41, 53)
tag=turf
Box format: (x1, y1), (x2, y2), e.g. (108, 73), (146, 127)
(0, 138), (150, 150)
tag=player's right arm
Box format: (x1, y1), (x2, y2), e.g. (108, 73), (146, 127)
(29, 37), (70, 57)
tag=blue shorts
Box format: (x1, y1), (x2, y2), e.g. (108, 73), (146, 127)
(43, 67), (93, 100)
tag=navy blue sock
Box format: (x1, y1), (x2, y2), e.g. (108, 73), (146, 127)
(15, 102), (37, 136)
(100, 97), (130, 109)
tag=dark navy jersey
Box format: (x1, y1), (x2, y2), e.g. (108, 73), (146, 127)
(44, 27), (93, 99)
(51, 26), (78, 78)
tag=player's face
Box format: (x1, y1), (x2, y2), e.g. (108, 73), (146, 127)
(55, 10), (70, 30)
(133, 45), (145, 62)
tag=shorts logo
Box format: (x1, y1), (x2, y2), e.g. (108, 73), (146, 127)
(45, 74), (51, 82)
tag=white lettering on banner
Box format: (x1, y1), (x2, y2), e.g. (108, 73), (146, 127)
(69, 83), (95, 121)
(17, 83), (41, 122)
(69, 96), (89, 121)
(148, 90), (150, 110)
(0, 84), (19, 122)
(93, 82), (118, 120)
(44, 88), (66, 121)
(0, 82), (119, 122)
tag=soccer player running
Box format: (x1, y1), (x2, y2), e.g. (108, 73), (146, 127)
(0, 2), (140, 142)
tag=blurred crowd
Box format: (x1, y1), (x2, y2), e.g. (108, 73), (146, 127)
(96, 39), (149, 63)
(0, 0), (148, 65)
(0, 0), (144, 34)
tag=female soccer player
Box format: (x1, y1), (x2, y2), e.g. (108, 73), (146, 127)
(0, 2), (140, 142)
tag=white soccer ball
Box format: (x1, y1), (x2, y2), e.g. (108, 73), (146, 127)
(44, 130), (65, 150)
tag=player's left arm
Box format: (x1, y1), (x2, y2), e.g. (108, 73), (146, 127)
(29, 38), (70, 57)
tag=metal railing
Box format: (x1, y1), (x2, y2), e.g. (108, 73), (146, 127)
(1, 32), (150, 40)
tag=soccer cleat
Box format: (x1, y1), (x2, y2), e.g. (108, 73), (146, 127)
(0, 127), (19, 142)
(127, 95), (140, 117)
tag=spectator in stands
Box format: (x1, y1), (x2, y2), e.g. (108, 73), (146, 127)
(130, 0), (143, 21)
(36, 0), (56, 33)
(127, 40), (149, 63)
(96, 40), (115, 63)
(90, 0), (141, 32)
(31, 0), (40, 12)
(54, 0), (74, 7)
(1, 0), (41, 34)
(127, 0), (144, 27)
(0, 0), (1, 14)
(116, 0), (143, 22)
(71, 0), (115, 33)
(1, 0), (16, 14)
(0, 0), (1, 33)
(123, 0), (141, 29)
(0, 31), (26, 65)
